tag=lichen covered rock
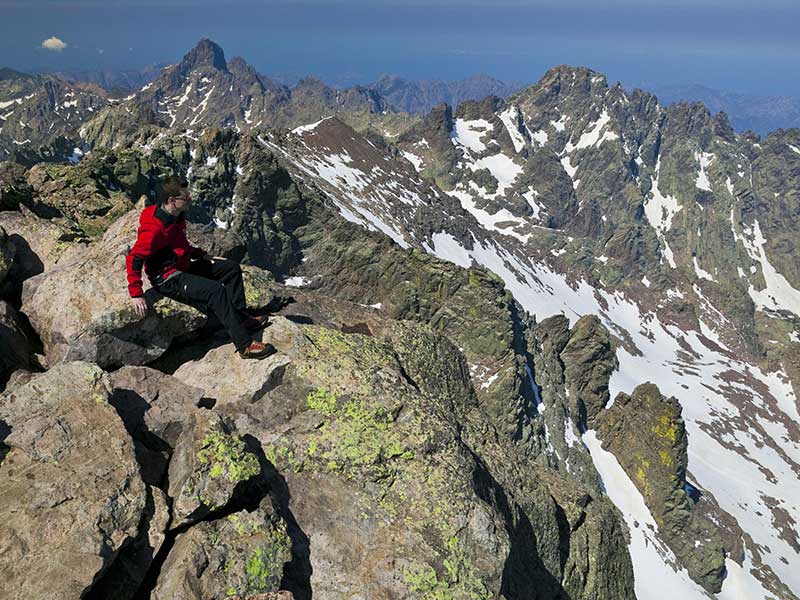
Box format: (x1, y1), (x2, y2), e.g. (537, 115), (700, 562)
(596, 382), (726, 592)
(168, 409), (263, 528)
(152, 498), (292, 600)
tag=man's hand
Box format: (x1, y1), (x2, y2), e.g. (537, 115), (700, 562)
(202, 252), (225, 262)
(132, 297), (148, 318)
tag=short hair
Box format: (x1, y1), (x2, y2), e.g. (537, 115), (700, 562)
(162, 175), (189, 199)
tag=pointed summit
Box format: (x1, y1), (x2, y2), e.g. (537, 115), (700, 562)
(180, 38), (228, 73)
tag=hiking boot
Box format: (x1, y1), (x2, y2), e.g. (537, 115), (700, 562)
(243, 313), (270, 332)
(238, 341), (276, 360)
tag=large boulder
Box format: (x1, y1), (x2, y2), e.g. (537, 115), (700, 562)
(168, 409), (263, 528)
(109, 365), (205, 449)
(109, 365), (206, 486)
(0, 207), (88, 295)
(86, 485), (171, 600)
(21, 209), (207, 368)
(0, 362), (147, 599)
(171, 318), (296, 406)
(152, 498), (293, 600)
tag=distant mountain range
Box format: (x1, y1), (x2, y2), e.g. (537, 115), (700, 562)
(38, 63), (521, 115)
(369, 74), (520, 113)
(629, 82), (800, 135)
(42, 64), (167, 97)
(35, 61), (800, 136)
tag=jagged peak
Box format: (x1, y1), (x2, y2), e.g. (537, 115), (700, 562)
(180, 38), (228, 73)
(226, 56), (255, 75)
(539, 64), (608, 87)
(509, 64), (610, 107)
(293, 76), (329, 91)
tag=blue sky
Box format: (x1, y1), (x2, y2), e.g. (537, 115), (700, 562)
(2, 0), (800, 95)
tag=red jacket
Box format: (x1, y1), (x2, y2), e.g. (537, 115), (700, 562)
(126, 204), (204, 298)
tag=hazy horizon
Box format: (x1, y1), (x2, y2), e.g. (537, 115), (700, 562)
(2, 0), (799, 96)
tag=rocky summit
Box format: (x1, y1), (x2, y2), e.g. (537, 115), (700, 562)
(0, 38), (798, 600)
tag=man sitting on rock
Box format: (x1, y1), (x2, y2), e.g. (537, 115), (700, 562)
(126, 175), (275, 359)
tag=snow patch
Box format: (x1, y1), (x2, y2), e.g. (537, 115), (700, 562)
(693, 257), (715, 281)
(401, 151), (424, 172)
(695, 151), (714, 191)
(550, 115), (567, 131)
(738, 220), (800, 316)
(451, 118), (492, 153)
(574, 110), (618, 149)
(531, 129), (548, 145)
(430, 232), (472, 268)
(284, 276), (310, 287)
(644, 158), (681, 268)
(523, 189), (542, 220)
(292, 116), (332, 135)
(498, 106), (527, 152)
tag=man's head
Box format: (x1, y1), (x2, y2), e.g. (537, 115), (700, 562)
(161, 175), (191, 214)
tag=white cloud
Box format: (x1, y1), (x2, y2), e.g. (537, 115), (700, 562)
(42, 36), (67, 51)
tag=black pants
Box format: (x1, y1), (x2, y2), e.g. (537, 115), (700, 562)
(157, 258), (251, 352)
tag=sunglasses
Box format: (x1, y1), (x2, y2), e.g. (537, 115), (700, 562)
(170, 192), (192, 202)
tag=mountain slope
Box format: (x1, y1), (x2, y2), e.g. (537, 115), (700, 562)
(2, 41), (799, 598)
(254, 67), (800, 598)
(0, 71), (107, 161)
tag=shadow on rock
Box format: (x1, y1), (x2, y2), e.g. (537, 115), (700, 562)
(0, 419), (10, 466)
(244, 433), (313, 600)
(469, 450), (569, 600)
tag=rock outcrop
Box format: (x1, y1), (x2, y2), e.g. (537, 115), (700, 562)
(595, 383), (727, 592)
(168, 410), (263, 528)
(152, 498), (292, 600)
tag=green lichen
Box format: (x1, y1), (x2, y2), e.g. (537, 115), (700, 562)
(651, 413), (679, 444)
(246, 547), (272, 589)
(244, 542), (288, 592)
(197, 430), (260, 484)
(306, 388), (338, 414)
(635, 457), (652, 497)
(402, 536), (492, 600)
(308, 393), (414, 479)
